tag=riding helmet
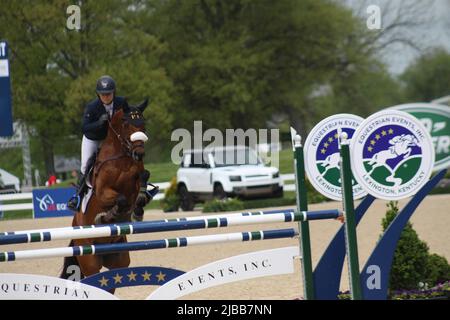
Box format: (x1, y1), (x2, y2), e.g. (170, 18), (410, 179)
(96, 75), (116, 94)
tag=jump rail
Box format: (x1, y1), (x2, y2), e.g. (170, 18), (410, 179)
(0, 228), (298, 262)
(0, 209), (340, 245)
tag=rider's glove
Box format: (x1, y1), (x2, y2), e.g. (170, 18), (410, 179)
(99, 113), (109, 124)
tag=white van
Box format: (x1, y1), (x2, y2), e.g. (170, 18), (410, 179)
(0, 168), (21, 193)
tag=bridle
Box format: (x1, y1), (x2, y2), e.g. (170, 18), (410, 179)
(93, 116), (145, 181)
(107, 120), (136, 158)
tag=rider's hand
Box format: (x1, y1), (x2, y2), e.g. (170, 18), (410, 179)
(99, 113), (109, 123)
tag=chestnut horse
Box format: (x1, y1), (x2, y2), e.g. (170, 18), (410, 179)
(60, 99), (150, 283)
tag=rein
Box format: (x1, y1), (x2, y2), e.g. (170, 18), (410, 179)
(107, 120), (134, 156)
(92, 119), (141, 182)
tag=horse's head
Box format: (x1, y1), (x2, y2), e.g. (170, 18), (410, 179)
(110, 99), (149, 161)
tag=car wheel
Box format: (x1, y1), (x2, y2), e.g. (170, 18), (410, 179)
(273, 187), (284, 198)
(178, 184), (195, 211)
(213, 183), (226, 200)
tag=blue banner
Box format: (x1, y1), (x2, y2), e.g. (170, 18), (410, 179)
(0, 40), (13, 137)
(32, 187), (76, 219)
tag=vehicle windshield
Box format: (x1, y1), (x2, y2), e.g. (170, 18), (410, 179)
(212, 148), (262, 167)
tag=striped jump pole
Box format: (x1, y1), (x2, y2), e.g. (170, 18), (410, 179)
(0, 228), (298, 262)
(0, 209), (340, 246)
(0, 208), (298, 236)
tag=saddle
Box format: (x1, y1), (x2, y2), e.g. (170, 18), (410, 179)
(85, 150), (99, 189)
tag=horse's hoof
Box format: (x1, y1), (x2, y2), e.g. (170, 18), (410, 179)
(131, 213), (143, 222)
(136, 194), (149, 207)
(94, 212), (108, 225)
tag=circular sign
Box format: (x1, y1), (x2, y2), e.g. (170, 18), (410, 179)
(304, 114), (367, 201)
(350, 110), (435, 200)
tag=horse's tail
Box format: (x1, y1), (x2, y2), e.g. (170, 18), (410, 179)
(59, 240), (82, 279)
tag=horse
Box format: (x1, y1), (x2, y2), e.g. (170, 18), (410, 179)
(320, 152), (340, 177)
(60, 99), (151, 286)
(366, 134), (419, 176)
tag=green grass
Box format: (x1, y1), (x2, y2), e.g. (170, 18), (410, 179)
(144, 161), (178, 182)
(277, 148), (295, 174)
(1, 210), (33, 220)
(241, 193), (297, 210)
(0, 198), (33, 220)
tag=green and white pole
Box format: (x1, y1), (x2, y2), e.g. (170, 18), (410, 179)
(339, 131), (363, 300)
(292, 132), (315, 300)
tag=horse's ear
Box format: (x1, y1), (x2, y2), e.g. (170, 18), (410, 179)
(137, 98), (150, 113)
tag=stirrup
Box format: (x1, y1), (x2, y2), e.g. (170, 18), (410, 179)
(146, 184), (160, 199)
(67, 195), (81, 211)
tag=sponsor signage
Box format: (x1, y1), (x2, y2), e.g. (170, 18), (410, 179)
(350, 110), (435, 200)
(32, 187), (76, 218)
(0, 41), (13, 137)
(147, 246), (299, 300)
(389, 103), (450, 171)
(304, 114), (367, 201)
(0, 274), (117, 300)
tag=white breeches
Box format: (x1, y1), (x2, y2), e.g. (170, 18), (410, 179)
(81, 136), (102, 174)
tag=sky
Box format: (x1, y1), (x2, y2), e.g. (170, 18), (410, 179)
(346, 0), (450, 75)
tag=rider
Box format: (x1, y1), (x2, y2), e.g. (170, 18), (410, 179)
(67, 75), (129, 211)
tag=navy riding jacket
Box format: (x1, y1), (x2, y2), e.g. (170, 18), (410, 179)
(82, 96), (128, 140)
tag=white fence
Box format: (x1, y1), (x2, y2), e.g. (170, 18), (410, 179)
(0, 175), (296, 214)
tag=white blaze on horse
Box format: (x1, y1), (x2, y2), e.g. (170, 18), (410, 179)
(366, 134), (419, 176)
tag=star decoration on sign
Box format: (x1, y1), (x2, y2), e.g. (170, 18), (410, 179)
(321, 132), (338, 155)
(367, 128), (394, 152)
(113, 273), (123, 284)
(142, 271), (152, 281)
(156, 271), (166, 282)
(98, 276), (109, 287)
(127, 271), (137, 281)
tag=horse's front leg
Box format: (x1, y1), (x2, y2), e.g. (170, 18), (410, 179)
(95, 188), (131, 224)
(131, 170), (153, 222)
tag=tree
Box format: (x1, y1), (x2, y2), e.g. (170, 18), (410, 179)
(142, 0), (387, 138)
(401, 48), (450, 102)
(311, 60), (402, 122)
(0, 0), (176, 174)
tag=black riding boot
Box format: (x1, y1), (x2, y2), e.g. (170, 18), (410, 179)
(67, 173), (88, 211)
